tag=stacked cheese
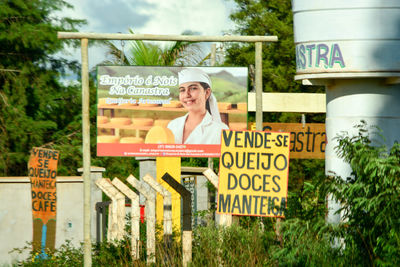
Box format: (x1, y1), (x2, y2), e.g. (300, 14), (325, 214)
(97, 135), (120, 143)
(97, 116), (109, 125)
(132, 118), (154, 126)
(110, 117), (132, 125)
(145, 126), (175, 144)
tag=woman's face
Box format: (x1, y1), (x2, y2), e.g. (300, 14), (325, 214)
(179, 82), (211, 113)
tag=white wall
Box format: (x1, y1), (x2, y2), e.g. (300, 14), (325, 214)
(0, 169), (103, 266)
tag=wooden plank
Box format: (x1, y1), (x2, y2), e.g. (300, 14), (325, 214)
(249, 122), (326, 159)
(97, 104), (246, 114)
(248, 92), (326, 113)
(58, 32), (278, 43)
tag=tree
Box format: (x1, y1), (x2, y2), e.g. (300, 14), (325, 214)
(0, 0), (85, 175)
(225, 0), (324, 121)
(224, 0), (326, 221)
(100, 29), (207, 67)
(328, 122), (400, 265)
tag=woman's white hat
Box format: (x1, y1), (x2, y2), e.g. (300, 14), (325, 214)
(178, 68), (212, 87)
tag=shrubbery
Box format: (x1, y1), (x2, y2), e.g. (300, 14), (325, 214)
(14, 123), (400, 266)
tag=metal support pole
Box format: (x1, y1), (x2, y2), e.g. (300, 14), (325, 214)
(111, 178), (140, 259)
(162, 173), (192, 267)
(127, 175), (156, 264)
(81, 38), (92, 267)
(255, 42), (263, 131)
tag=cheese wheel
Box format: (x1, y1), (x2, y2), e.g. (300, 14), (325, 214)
(237, 102), (247, 111)
(132, 118), (154, 126)
(162, 100), (183, 108)
(229, 122), (248, 131)
(120, 137), (144, 144)
(97, 116), (109, 124)
(154, 119), (170, 127)
(97, 135), (120, 143)
(145, 126), (175, 144)
(218, 102), (232, 110)
(110, 117), (132, 125)
(98, 98), (117, 105)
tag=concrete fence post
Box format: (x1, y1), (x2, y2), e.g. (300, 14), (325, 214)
(142, 174), (172, 245)
(111, 178), (140, 260)
(94, 178), (125, 241)
(77, 166), (105, 241)
(127, 175), (156, 264)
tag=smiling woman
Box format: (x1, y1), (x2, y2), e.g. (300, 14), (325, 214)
(167, 68), (229, 144)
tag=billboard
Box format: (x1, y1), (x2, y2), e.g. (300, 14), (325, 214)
(97, 66), (248, 157)
(217, 130), (290, 217)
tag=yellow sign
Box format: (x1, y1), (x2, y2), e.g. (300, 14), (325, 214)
(217, 130), (290, 217)
(28, 147), (59, 253)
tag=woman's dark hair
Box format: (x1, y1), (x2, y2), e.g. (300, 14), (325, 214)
(199, 82), (212, 114)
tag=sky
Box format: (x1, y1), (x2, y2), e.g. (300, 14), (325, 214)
(58, 0), (238, 69)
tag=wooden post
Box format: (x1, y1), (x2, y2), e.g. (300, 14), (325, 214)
(142, 174), (172, 245)
(162, 173), (192, 267)
(202, 169), (232, 226)
(255, 41), (263, 131)
(111, 178), (140, 260)
(81, 37), (92, 267)
(127, 175), (156, 264)
(94, 178), (125, 241)
(208, 43), (217, 171)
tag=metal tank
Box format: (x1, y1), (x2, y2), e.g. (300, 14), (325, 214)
(292, 0), (400, 223)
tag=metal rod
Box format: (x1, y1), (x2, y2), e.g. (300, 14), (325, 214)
(161, 173), (192, 267)
(255, 42), (263, 131)
(58, 32), (278, 43)
(81, 38), (92, 267)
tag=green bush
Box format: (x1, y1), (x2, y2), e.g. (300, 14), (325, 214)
(326, 122), (400, 266)
(13, 122), (400, 266)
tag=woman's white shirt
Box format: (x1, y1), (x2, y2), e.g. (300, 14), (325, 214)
(167, 112), (229, 144)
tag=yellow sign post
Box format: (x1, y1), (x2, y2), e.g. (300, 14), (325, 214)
(217, 130), (290, 217)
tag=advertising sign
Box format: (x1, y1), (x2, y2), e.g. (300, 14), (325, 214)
(97, 66), (248, 157)
(28, 147), (59, 253)
(250, 122), (326, 159)
(217, 130), (290, 217)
